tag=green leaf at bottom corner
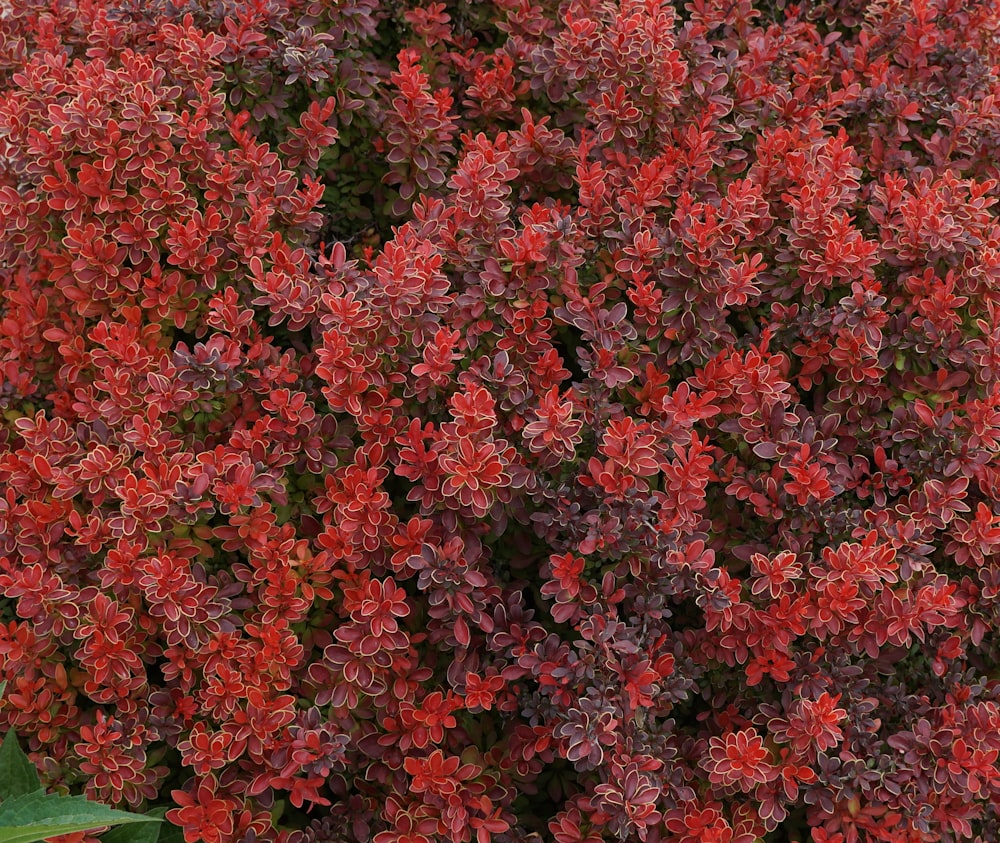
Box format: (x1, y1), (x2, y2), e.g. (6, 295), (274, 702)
(99, 820), (161, 843)
(0, 730), (41, 801)
(101, 808), (172, 843)
(142, 809), (183, 843)
(0, 791), (159, 843)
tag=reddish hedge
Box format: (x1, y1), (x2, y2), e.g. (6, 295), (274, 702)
(2, 1), (1000, 842)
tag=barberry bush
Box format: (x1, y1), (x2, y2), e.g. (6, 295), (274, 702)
(1, 0), (1000, 841)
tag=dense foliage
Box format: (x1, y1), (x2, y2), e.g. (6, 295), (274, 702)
(2, 0), (1000, 841)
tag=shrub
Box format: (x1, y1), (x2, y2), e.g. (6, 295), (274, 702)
(1, 1), (1000, 842)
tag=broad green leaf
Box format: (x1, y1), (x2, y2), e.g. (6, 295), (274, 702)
(0, 731), (40, 802)
(101, 808), (175, 843)
(100, 814), (164, 843)
(0, 791), (159, 843)
(141, 809), (184, 843)
(155, 820), (186, 843)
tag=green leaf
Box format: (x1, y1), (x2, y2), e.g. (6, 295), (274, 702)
(143, 809), (184, 843)
(114, 808), (183, 843)
(0, 731), (40, 802)
(0, 791), (159, 843)
(100, 813), (164, 843)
